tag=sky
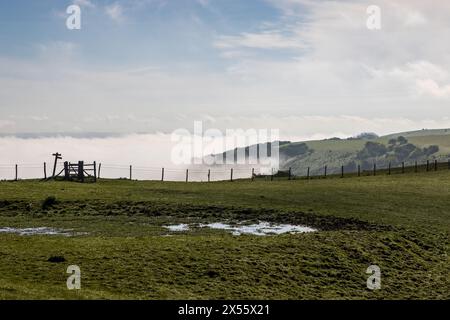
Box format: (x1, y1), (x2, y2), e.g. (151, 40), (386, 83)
(1, 0), (450, 141)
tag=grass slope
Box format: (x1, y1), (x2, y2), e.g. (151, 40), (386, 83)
(0, 170), (449, 299)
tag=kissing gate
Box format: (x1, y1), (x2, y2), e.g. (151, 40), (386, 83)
(63, 161), (97, 182)
(49, 152), (97, 183)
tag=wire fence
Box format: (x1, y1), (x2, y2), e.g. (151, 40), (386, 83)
(279, 159), (450, 181)
(0, 162), (263, 182)
(0, 159), (449, 182)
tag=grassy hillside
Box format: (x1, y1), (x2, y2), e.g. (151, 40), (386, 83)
(378, 129), (450, 154)
(281, 129), (450, 176)
(0, 170), (449, 299)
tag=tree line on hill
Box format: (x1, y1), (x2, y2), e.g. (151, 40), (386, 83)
(351, 136), (439, 171)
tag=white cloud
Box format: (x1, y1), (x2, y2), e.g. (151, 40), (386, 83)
(215, 31), (306, 50)
(35, 41), (78, 61)
(196, 0), (209, 7)
(2, 0), (450, 136)
(416, 79), (450, 98)
(365, 61), (450, 98)
(0, 120), (15, 129)
(105, 3), (124, 22)
(404, 11), (427, 26)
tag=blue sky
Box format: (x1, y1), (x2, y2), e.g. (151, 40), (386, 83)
(1, 0), (450, 139)
(0, 0), (287, 69)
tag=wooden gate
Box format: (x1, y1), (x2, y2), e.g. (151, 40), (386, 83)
(63, 161), (97, 182)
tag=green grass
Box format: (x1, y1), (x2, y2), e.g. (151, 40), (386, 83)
(304, 139), (365, 153)
(0, 170), (449, 299)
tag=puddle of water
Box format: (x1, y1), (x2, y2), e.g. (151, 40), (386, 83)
(164, 224), (189, 232)
(0, 227), (85, 237)
(200, 222), (316, 236)
(164, 222), (316, 236)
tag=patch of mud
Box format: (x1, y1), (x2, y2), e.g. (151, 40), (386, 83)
(0, 200), (391, 232)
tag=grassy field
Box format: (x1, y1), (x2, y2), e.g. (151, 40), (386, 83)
(0, 170), (449, 299)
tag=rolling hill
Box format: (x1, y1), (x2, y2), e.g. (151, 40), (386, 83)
(217, 129), (450, 176)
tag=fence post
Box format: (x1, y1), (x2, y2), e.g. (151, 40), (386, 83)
(129, 165), (132, 180)
(208, 169), (211, 182)
(288, 167), (292, 180)
(358, 164), (361, 177)
(341, 165), (344, 178)
(52, 156), (57, 177)
(186, 169), (189, 183)
(251, 168), (255, 181)
(44, 162), (47, 179)
(78, 161), (84, 182)
(324, 166), (327, 178)
(64, 162), (69, 180)
(388, 162), (391, 175)
(426, 160), (429, 172)
(15, 164), (18, 181)
(52, 152), (62, 177)
(98, 163), (102, 179)
(230, 168), (233, 182)
(307, 167), (310, 180)
(448, 159), (450, 170)
(373, 163), (376, 176)
(271, 168), (274, 181)
(402, 162), (405, 174)
(161, 168), (164, 182)
(434, 160), (438, 171)
(415, 161), (418, 173)
(93, 161), (97, 182)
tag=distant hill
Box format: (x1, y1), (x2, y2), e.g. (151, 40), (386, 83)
(216, 129), (450, 176)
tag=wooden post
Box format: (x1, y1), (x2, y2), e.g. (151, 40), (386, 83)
(271, 168), (274, 181)
(448, 159), (450, 170)
(93, 161), (97, 182)
(373, 163), (376, 176)
(434, 160), (438, 171)
(324, 166), (327, 178)
(15, 164), (18, 181)
(341, 165), (344, 178)
(161, 168), (165, 182)
(402, 162), (405, 174)
(251, 168), (255, 181)
(52, 152), (62, 177)
(98, 163), (102, 179)
(426, 160), (429, 172)
(78, 161), (84, 183)
(186, 169), (189, 183)
(129, 165), (132, 180)
(230, 168), (233, 182)
(208, 169), (211, 182)
(307, 167), (310, 180)
(288, 167), (292, 180)
(44, 162), (47, 179)
(358, 165), (361, 177)
(64, 162), (69, 180)
(388, 162), (391, 175)
(415, 161), (418, 173)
